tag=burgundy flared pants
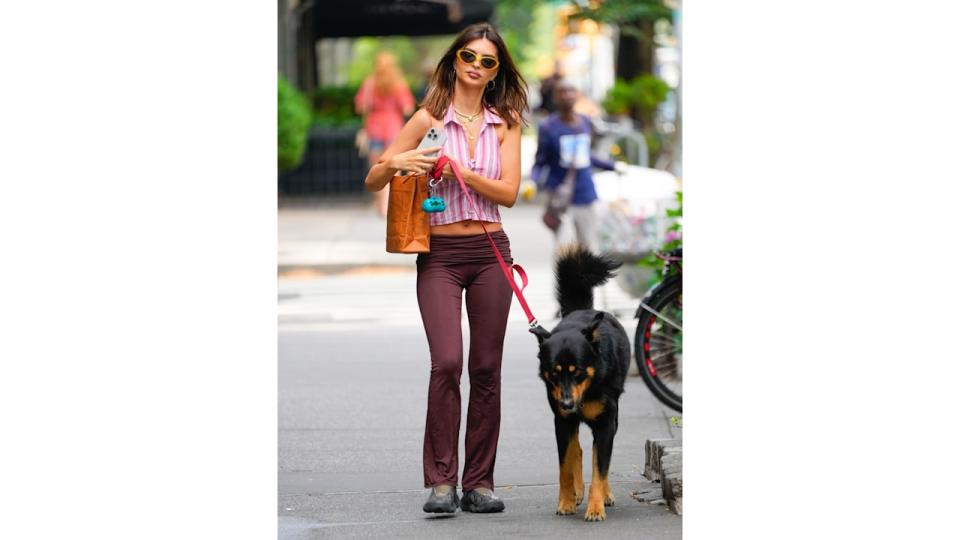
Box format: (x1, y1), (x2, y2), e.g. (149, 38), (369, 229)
(416, 231), (514, 491)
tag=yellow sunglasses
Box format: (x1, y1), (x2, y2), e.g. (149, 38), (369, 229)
(456, 48), (499, 70)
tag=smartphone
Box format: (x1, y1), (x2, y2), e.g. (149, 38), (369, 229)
(416, 127), (446, 156)
(401, 127), (446, 175)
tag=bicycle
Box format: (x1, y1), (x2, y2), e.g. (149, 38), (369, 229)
(635, 248), (682, 412)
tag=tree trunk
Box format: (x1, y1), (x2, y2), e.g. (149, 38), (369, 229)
(296, 2), (317, 95)
(615, 19), (655, 81)
(615, 19), (656, 127)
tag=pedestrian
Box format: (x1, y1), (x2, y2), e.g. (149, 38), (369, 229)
(536, 61), (564, 115)
(532, 79), (623, 252)
(355, 51), (416, 217)
(363, 22), (527, 515)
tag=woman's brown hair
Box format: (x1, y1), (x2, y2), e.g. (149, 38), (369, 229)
(421, 23), (528, 129)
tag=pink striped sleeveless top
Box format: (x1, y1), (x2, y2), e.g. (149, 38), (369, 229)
(429, 104), (503, 226)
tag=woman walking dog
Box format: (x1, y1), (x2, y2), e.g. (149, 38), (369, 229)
(363, 23), (528, 514)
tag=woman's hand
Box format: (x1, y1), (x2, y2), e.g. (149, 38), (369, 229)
(388, 147), (441, 176)
(439, 156), (467, 183)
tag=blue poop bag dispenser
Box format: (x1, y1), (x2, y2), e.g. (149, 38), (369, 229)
(423, 178), (446, 213)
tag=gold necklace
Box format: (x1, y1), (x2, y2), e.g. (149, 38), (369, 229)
(459, 117), (480, 141)
(453, 106), (482, 123)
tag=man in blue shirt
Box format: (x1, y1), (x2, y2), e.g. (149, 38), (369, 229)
(532, 79), (621, 251)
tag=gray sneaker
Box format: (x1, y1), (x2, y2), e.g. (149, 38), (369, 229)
(422, 485), (459, 513)
(460, 487), (505, 513)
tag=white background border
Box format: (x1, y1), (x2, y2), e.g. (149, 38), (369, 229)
(1, 1), (959, 538)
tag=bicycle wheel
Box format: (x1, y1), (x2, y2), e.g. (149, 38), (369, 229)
(635, 276), (682, 412)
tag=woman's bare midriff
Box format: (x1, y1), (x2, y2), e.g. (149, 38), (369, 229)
(431, 220), (502, 236)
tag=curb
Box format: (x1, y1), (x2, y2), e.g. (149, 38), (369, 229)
(644, 438), (683, 515)
(278, 263), (416, 278)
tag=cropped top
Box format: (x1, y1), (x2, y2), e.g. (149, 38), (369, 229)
(429, 104), (503, 225)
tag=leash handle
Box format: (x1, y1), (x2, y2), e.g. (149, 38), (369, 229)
(431, 156), (539, 327)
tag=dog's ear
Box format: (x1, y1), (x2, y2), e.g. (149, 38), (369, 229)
(530, 325), (551, 345)
(582, 312), (604, 343)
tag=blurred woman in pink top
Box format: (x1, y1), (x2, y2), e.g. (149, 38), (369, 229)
(355, 52), (415, 216)
(362, 23), (528, 515)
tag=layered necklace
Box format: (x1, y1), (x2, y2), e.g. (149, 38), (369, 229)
(453, 106), (482, 123)
(453, 106), (483, 141)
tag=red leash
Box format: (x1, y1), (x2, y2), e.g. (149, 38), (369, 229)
(430, 156), (539, 328)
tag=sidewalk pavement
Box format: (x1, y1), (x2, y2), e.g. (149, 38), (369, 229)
(278, 196), (643, 319)
(279, 196), (559, 270)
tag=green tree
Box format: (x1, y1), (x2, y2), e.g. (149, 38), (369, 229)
(278, 75), (311, 172)
(570, 0), (673, 81)
(345, 37), (418, 87)
(574, 0), (678, 167)
(344, 36), (454, 96)
(493, 0), (541, 78)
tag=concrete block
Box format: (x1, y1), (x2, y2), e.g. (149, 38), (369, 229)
(663, 474), (683, 515)
(661, 463), (680, 475)
(660, 454), (681, 476)
(663, 474), (682, 499)
(643, 438), (682, 516)
(644, 438), (682, 481)
(644, 440), (661, 480)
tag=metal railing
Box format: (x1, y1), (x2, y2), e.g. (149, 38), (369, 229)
(593, 117), (649, 168)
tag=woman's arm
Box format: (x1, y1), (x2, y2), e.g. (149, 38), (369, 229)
(399, 84), (415, 117)
(354, 78), (371, 115)
(441, 118), (522, 208)
(363, 108), (438, 192)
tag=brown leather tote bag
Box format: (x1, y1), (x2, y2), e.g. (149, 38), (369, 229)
(385, 173), (431, 253)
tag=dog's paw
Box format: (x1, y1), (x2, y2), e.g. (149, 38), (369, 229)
(603, 482), (615, 506)
(584, 505), (606, 521)
(575, 491), (584, 506)
(584, 496), (606, 521)
(556, 499), (578, 515)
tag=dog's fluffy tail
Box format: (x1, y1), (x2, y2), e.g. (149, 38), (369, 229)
(555, 246), (622, 317)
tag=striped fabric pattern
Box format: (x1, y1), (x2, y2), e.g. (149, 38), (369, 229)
(429, 104), (503, 226)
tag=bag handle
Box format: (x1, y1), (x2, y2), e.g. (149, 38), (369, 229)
(430, 156), (540, 328)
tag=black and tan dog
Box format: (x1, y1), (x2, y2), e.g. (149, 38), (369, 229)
(530, 247), (630, 521)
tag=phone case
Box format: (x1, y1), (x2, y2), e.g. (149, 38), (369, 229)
(416, 127), (447, 157)
(399, 127), (447, 176)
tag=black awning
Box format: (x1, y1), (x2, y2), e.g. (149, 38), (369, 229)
(315, 0), (494, 38)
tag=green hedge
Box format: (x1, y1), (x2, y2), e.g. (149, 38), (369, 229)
(278, 75), (311, 172)
(602, 75), (670, 119)
(637, 190), (682, 286)
(312, 85), (362, 129)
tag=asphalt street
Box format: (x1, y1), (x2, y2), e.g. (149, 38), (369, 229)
(278, 199), (681, 538)
(279, 310), (682, 538)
